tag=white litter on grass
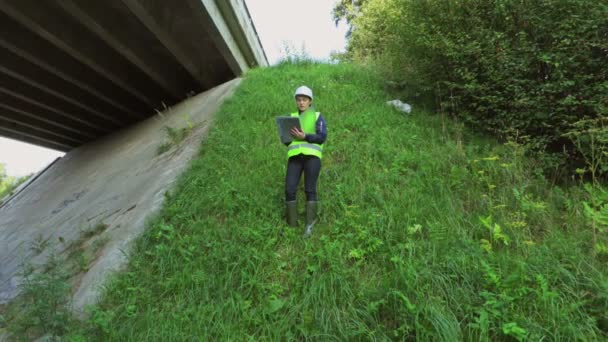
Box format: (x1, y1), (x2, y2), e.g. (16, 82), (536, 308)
(386, 100), (412, 114)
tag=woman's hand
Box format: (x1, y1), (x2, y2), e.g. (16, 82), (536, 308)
(290, 127), (306, 140)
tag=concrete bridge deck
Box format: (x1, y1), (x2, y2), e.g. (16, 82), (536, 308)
(0, 0), (267, 151)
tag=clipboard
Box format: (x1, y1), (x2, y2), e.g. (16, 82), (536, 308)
(275, 116), (301, 144)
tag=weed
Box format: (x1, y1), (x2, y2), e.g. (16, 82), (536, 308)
(156, 122), (194, 155)
(6, 255), (72, 340)
(581, 184), (608, 257)
(30, 234), (50, 255)
(82, 222), (108, 240)
(564, 118), (608, 256)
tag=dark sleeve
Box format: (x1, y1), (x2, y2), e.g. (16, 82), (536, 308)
(305, 114), (327, 144)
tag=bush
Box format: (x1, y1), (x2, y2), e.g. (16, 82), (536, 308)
(344, 0), (608, 175)
(5, 255), (72, 340)
(0, 163), (30, 201)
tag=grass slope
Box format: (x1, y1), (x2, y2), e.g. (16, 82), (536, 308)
(79, 62), (607, 340)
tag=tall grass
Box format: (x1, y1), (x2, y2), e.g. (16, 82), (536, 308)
(73, 62), (606, 340)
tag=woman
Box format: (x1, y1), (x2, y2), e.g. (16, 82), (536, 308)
(285, 85), (327, 238)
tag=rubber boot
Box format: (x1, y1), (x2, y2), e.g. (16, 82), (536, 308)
(286, 200), (298, 227)
(303, 201), (318, 238)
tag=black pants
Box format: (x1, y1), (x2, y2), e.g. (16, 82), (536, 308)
(285, 155), (321, 202)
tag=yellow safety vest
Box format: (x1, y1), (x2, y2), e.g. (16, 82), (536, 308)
(287, 109), (323, 159)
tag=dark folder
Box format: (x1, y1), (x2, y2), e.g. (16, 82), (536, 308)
(275, 116), (301, 144)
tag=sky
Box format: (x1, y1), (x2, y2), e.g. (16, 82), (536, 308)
(0, 0), (348, 178)
(0, 137), (64, 177)
(245, 0), (348, 64)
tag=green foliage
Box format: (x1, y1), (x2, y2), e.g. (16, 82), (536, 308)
(5, 255), (72, 340)
(331, 0), (369, 37)
(157, 119), (194, 155)
(564, 117), (608, 182)
(564, 116), (608, 255)
(343, 0), (608, 175)
(582, 183), (608, 256)
(68, 62), (608, 340)
(0, 163), (30, 201)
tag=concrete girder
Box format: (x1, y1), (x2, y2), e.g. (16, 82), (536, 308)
(0, 126), (75, 151)
(0, 48), (136, 126)
(0, 0), (171, 109)
(0, 77), (117, 135)
(122, 0), (232, 89)
(0, 11), (149, 117)
(0, 111), (86, 146)
(0, 67), (128, 129)
(210, 0), (268, 71)
(0, 0), (267, 150)
(55, 0), (199, 100)
(0, 94), (97, 140)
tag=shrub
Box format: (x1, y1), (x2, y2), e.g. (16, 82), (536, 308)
(6, 255), (72, 339)
(343, 0), (608, 175)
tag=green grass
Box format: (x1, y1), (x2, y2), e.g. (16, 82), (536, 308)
(66, 62), (607, 340)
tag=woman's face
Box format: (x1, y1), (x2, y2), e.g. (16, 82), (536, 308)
(296, 95), (312, 112)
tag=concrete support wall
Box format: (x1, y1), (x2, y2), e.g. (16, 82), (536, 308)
(0, 78), (241, 311)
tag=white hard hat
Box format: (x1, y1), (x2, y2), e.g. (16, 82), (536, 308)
(294, 86), (313, 100)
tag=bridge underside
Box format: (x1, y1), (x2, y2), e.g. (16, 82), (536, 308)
(0, 0), (266, 151)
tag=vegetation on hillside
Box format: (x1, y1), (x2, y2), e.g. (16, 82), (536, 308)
(50, 62), (606, 340)
(335, 0), (608, 177)
(4, 1), (607, 339)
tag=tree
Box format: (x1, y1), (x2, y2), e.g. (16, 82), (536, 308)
(332, 0), (369, 37)
(0, 163), (30, 200)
